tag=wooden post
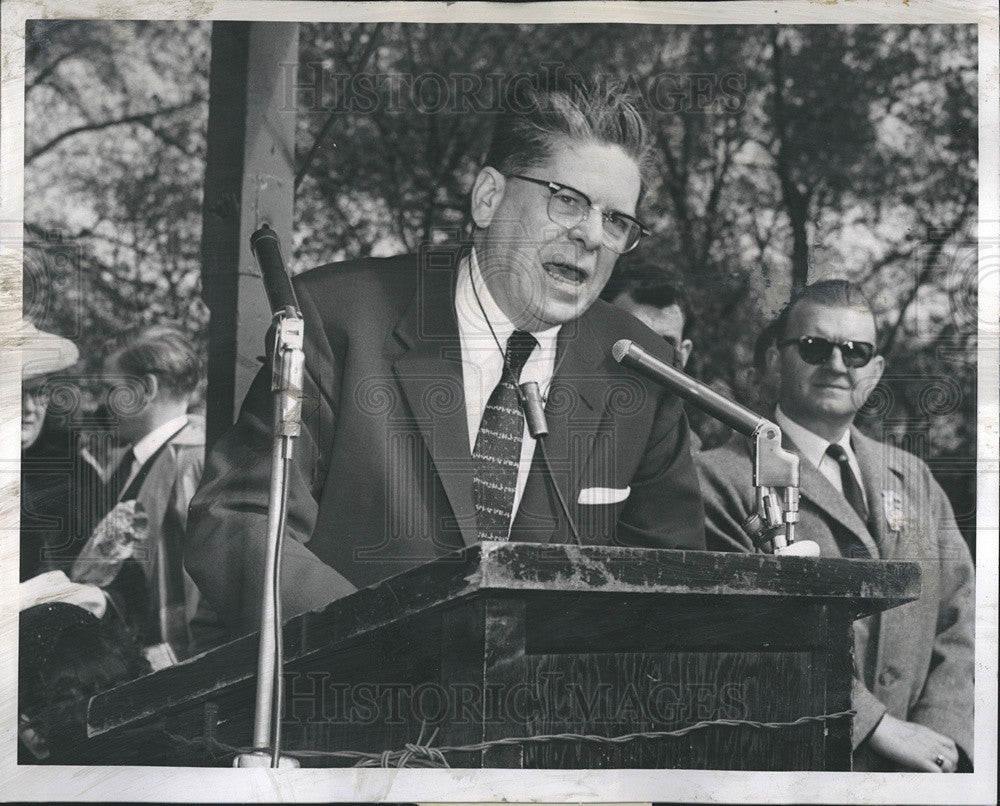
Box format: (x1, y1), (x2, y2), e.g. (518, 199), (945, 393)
(200, 21), (298, 450)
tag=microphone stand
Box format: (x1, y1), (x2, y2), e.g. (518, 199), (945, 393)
(745, 422), (807, 555)
(611, 339), (817, 556)
(235, 232), (305, 769)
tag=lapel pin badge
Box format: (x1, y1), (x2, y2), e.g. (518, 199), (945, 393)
(881, 490), (905, 532)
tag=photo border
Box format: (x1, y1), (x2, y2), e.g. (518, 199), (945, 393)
(1, 1), (996, 802)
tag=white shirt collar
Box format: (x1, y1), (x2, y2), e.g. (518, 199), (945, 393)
(455, 248), (560, 357)
(130, 414), (189, 466)
(774, 405), (851, 469)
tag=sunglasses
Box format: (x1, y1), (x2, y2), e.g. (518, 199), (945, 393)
(778, 336), (877, 368)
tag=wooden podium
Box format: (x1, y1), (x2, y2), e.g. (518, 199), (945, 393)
(85, 543), (918, 769)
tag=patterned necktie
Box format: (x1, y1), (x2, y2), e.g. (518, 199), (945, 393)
(826, 443), (868, 524)
(473, 330), (538, 541)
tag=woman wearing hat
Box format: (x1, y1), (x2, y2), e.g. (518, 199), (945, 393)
(19, 320), (80, 582)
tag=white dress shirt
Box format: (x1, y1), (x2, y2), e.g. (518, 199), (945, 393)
(454, 249), (560, 533)
(775, 406), (868, 510)
(118, 414), (190, 497)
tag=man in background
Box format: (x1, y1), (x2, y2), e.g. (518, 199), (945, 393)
(697, 280), (974, 772)
(609, 278), (735, 450)
(73, 324), (209, 660)
(610, 280), (693, 369)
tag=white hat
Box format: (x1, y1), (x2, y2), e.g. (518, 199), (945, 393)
(17, 320), (79, 381)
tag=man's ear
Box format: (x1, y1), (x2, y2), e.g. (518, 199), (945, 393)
(868, 353), (885, 386)
(856, 354), (885, 409)
(143, 373), (159, 403)
(678, 339), (694, 369)
(470, 167), (506, 229)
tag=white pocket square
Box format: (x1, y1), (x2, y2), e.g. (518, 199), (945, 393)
(577, 486), (631, 505)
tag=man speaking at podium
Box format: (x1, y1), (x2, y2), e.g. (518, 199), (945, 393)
(186, 81), (705, 639)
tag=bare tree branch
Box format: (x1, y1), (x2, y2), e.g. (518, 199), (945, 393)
(768, 28), (812, 288)
(26, 42), (91, 94)
(699, 123), (744, 271)
(26, 97), (202, 164)
(880, 184), (977, 356)
(295, 22), (384, 191)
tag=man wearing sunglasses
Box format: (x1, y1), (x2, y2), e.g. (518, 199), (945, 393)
(697, 280), (974, 773)
(187, 81), (704, 639)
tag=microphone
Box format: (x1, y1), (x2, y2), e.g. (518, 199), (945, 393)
(519, 381), (549, 438)
(612, 339), (818, 558)
(612, 339), (767, 438)
(251, 224), (301, 316)
(517, 382), (580, 545)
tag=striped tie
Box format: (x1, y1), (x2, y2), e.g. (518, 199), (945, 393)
(473, 330), (538, 541)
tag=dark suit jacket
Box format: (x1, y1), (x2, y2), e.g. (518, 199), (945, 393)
(696, 428), (975, 764)
(187, 249), (705, 637)
(127, 415), (205, 654)
(20, 419), (75, 582)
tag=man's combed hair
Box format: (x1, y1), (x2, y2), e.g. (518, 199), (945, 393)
(113, 323), (202, 398)
(485, 79), (654, 196)
(625, 281), (693, 340)
(773, 279), (876, 341)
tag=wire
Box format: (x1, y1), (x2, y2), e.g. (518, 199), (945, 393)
(537, 438), (582, 545)
(165, 709), (855, 768)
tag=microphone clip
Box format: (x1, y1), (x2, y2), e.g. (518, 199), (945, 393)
(270, 313), (305, 443)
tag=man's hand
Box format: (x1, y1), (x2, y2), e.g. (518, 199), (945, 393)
(869, 713), (959, 772)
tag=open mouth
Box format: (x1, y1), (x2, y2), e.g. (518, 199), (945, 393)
(543, 261), (588, 286)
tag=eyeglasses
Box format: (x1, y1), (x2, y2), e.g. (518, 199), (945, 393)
(778, 336), (877, 368)
(506, 174), (648, 254)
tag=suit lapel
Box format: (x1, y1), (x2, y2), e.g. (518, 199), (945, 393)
(511, 312), (612, 543)
(509, 449), (557, 541)
(850, 428), (916, 684)
(852, 427), (903, 559)
(782, 431), (881, 559)
(391, 258), (615, 547)
(392, 258), (478, 547)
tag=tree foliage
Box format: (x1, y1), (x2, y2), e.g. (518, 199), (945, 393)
(23, 19), (211, 406)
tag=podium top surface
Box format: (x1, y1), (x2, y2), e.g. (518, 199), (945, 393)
(87, 543), (918, 738)
(464, 541), (919, 600)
